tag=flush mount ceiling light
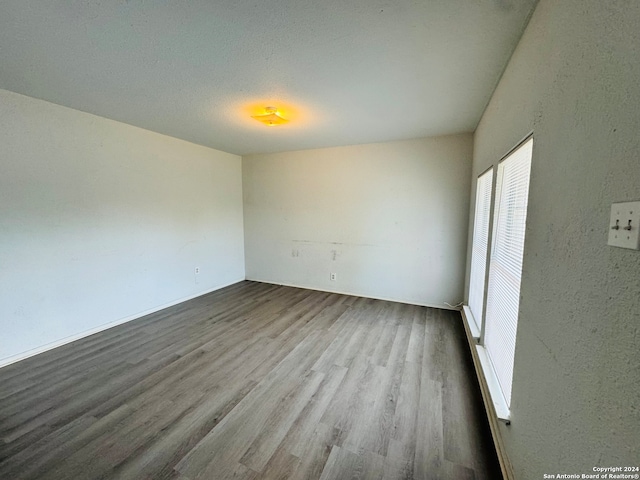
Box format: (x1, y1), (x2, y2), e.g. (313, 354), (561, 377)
(251, 106), (288, 126)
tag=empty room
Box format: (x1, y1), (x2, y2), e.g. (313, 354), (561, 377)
(1, 1), (638, 479)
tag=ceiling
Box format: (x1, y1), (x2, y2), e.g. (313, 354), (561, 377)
(0, 0), (537, 155)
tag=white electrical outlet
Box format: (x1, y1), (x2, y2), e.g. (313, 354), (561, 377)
(195, 267), (200, 274)
(330, 273), (337, 281)
(608, 201), (640, 250)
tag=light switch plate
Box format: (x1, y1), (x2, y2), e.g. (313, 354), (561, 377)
(608, 201), (640, 250)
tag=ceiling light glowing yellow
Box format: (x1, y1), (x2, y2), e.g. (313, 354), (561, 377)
(251, 106), (288, 126)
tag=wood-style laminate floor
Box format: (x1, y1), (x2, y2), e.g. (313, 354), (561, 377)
(0, 281), (501, 480)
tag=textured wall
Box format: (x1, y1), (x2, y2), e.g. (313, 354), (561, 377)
(243, 135), (473, 308)
(0, 90), (245, 364)
(466, 0), (640, 477)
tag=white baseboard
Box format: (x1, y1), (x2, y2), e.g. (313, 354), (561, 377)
(2, 277), (458, 369)
(246, 277), (461, 311)
(0, 277), (245, 369)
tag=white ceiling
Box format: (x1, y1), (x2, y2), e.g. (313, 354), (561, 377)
(0, 0), (537, 155)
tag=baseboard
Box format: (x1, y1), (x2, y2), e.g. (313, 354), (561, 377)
(246, 277), (461, 311)
(460, 307), (515, 480)
(3, 276), (459, 369)
(0, 277), (245, 369)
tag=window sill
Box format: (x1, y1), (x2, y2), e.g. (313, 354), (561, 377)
(462, 305), (481, 341)
(475, 345), (511, 423)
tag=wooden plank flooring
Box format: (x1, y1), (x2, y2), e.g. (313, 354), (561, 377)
(0, 281), (501, 479)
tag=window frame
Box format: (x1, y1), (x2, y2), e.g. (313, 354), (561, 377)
(464, 134), (534, 422)
(466, 166), (495, 339)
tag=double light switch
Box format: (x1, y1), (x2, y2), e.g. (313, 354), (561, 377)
(608, 201), (640, 250)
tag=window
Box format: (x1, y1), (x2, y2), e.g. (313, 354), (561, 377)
(484, 137), (533, 408)
(467, 168), (493, 333)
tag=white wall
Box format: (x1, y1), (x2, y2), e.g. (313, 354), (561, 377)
(0, 89), (245, 364)
(243, 135), (472, 308)
(466, 0), (640, 477)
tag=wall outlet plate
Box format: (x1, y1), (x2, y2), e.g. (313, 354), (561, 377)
(608, 201), (640, 250)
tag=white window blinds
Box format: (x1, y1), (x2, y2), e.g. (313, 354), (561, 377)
(484, 137), (533, 407)
(468, 168), (493, 329)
